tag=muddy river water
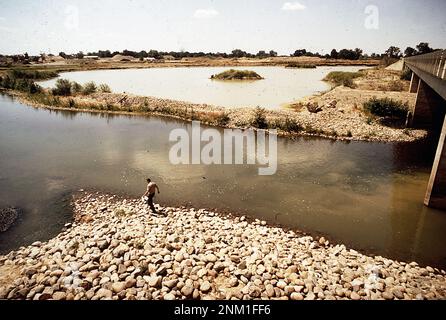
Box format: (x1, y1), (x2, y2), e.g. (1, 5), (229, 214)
(0, 94), (445, 268)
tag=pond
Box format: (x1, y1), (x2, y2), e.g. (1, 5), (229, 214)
(0, 94), (445, 268)
(39, 66), (366, 109)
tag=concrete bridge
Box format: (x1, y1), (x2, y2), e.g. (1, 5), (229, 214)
(404, 50), (446, 210)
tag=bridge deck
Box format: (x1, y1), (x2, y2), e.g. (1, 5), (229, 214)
(405, 50), (446, 100)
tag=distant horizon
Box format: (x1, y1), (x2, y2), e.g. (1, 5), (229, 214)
(3, 44), (443, 58)
(0, 0), (445, 56)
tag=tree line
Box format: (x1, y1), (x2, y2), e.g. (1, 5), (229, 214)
(58, 42), (440, 61)
(383, 42), (436, 58)
(57, 49), (279, 60)
(1, 42), (440, 64)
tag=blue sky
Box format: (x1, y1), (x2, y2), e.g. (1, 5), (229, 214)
(0, 0), (445, 55)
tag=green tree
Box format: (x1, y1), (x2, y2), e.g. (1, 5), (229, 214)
(148, 50), (161, 59)
(416, 42), (433, 55)
(338, 49), (362, 60)
(256, 50), (267, 58)
(231, 49), (248, 58)
(404, 47), (416, 57)
(385, 46), (401, 58)
(293, 49), (307, 57)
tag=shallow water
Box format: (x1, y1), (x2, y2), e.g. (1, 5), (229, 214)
(39, 66), (366, 109)
(0, 94), (445, 268)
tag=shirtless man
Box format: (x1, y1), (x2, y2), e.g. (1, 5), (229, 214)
(143, 178), (160, 213)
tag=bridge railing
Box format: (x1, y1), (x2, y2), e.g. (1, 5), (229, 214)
(405, 50), (446, 80)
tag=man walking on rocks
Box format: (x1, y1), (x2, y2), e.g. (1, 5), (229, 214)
(143, 178), (160, 214)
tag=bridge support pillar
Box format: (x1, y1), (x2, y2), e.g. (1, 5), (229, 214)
(409, 80), (445, 130)
(425, 114), (446, 210)
(409, 72), (420, 93)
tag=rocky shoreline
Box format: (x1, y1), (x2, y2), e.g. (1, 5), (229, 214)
(1, 191), (445, 300)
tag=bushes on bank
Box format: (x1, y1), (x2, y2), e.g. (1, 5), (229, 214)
(0, 75), (42, 94)
(363, 97), (408, 119)
(71, 81), (83, 94)
(250, 107), (268, 129)
(52, 79), (72, 96)
(400, 69), (412, 81)
(82, 82), (97, 95)
(273, 116), (302, 133)
(8, 69), (58, 80)
(51, 80), (110, 95)
(0, 68), (109, 98)
(99, 83), (112, 93)
(324, 71), (362, 88)
(15, 79), (42, 94)
(67, 98), (76, 108)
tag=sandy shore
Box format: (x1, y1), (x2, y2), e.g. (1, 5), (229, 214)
(1, 191), (445, 300)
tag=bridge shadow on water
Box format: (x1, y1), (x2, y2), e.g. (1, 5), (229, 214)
(389, 130), (446, 268)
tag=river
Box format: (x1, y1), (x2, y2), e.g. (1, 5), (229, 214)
(39, 66), (366, 109)
(0, 94), (445, 268)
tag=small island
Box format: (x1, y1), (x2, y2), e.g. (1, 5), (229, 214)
(210, 69), (264, 81)
(285, 63), (317, 69)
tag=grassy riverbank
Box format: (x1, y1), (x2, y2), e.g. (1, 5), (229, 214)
(0, 191), (445, 300)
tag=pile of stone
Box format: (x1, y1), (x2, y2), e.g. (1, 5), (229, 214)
(0, 191), (445, 300)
